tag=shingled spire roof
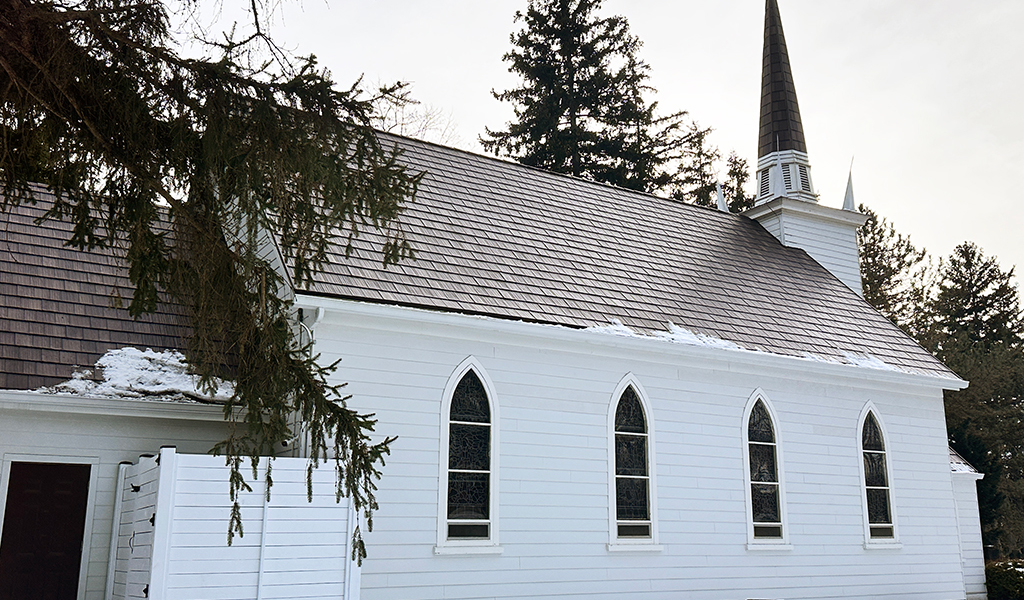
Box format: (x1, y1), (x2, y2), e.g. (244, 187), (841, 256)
(758, 0), (807, 158)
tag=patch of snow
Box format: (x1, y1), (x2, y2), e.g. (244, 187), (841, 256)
(583, 320), (916, 376)
(653, 323), (743, 350)
(798, 352), (841, 364)
(35, 348), (233, 402)
(584, 319), (639, 337)
(839, 352), (902, 372)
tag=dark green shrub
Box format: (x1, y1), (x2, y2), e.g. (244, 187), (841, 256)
(988, 561), (1024, 600)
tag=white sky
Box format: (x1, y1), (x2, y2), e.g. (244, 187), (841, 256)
(209, 0), (1024, 281)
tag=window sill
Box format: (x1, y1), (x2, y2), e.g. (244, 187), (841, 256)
(863, 540), (902, 550)
(433, 544), (504, 556)
(607, 543), (664, 553)
(746, 542), (793, 552)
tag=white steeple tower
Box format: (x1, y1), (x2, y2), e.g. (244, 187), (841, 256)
(744, 0), (867, 296)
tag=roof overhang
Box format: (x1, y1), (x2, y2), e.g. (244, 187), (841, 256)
(744, 195), (868, 229)
(296, 294), (968, 393)
(0, 389), (228, 421)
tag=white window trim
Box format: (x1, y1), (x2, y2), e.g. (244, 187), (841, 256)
(741, 389), (792, 550)
(857, 402), (902, 549)
(434, 356), (502, 555)
(0, 453), (101, 600)
(606, 373), (662, 552)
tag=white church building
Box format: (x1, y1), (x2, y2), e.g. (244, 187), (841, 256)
(0, 1), (987, 599)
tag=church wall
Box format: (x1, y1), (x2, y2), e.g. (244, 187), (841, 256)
(0, 395), (228, 600)
(309, 299), (970, 600)
(952, 472), (988, 599)
(779, 216), (862, 291)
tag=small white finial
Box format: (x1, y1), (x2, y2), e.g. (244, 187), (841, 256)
(716, 181), (728, 212)
(843, 160), (855, 211)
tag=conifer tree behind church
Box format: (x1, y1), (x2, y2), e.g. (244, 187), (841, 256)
(482, 0), (723, 199)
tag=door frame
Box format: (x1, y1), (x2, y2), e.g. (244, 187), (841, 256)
(0, 454), (101, 600)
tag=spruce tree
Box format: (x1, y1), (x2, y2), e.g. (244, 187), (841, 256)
(482, 0), (690, 194)
(671, 121), (719, 206)
(723, 152), (755, 212)
(926, 243), (1024, 555)
(0, 0), (419, 558)
(857, 205), (931, 336)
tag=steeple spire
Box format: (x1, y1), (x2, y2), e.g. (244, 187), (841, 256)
(759, 0), (807, 158)
(753, 0), (815, 205)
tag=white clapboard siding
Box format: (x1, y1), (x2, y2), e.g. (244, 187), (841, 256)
(305, 300), (978, 600)
(952, 472), (988, 600)
(109, 448), (356, 600)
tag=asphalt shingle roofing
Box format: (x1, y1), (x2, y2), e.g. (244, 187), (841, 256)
(0, 134), (954, 389)
(0, 196), (189, 389)
(303, 134), (955, 380)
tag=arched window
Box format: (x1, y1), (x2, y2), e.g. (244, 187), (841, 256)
(446, 369), (492, 540)
(747, 398), (783, 539)
(614, 386), (650, 538)
(862, 411), (894, 539)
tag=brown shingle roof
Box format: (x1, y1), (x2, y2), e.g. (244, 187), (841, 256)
(302, 134), (954, 380)
(0, 192), (189, 389)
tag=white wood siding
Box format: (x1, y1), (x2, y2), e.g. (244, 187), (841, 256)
(780, 216), (863, 294)
(0, 398), (227, 600)
(952, 473), (987, 599)
(309, 301), (969, 600)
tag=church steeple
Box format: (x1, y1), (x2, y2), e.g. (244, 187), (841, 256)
(744, 0), (868, 296)
(754, 0), (815, 204)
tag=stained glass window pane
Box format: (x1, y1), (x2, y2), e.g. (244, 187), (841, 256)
(748, 401), (774, 443)
(751, 483), (780, 523)
(615, 434), (647, 476)
(866, 488), (891, 524)
(448, 523), (488, 539)
(617, 524), (651, 538)
(448, 472), (489, 520)
(615, 387), (646, 433)
(862, 413), (884, 451)
(749, 443), (778, 482)
(449, 424), (490, 471)
(615, 477), (649, 520)
(450, 371), (490, 423)
(863, 452), (888, 488)
(754, 525), (782, 538)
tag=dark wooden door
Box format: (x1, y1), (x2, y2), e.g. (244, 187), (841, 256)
(0, 462), (91, 600)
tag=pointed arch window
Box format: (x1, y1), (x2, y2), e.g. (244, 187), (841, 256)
(614, 386), (651, 539)
(446, 370), (491, 540)
(862, 412), (894, 539)
(747, 399), (783, 539)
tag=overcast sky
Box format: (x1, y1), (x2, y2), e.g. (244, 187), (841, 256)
(215, 0), (1024, 282)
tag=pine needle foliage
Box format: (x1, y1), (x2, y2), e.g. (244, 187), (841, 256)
(481, 0), (695, 195)
(926, 243), (1024, 554)
(857, 205), (932, 336)
(0, 0), (421, 559)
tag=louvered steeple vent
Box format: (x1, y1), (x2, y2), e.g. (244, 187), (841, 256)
(744, 0), (867, 296)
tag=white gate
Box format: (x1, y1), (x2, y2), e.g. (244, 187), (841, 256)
(107, 448), (359, 600)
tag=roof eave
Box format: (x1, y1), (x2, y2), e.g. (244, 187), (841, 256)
(296, 294), (969, 392)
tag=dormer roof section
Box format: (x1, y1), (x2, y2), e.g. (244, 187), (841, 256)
(758, 0), (807, 158)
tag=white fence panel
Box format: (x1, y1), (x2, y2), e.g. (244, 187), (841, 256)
(108, 448), (357, 600)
